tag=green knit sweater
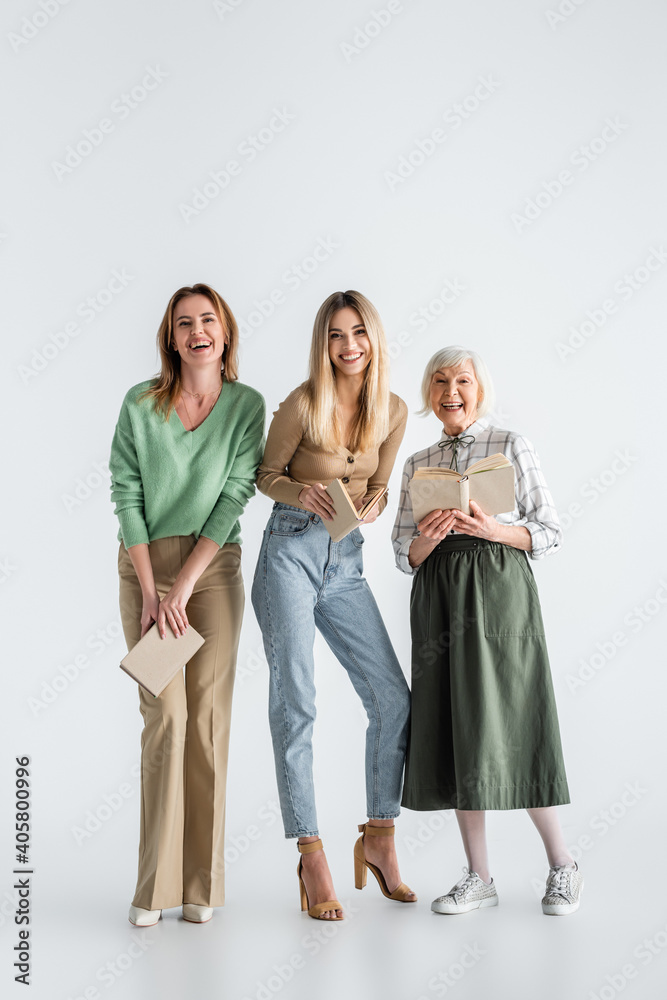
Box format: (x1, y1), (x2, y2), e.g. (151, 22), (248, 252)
(110, 379), (265, 549)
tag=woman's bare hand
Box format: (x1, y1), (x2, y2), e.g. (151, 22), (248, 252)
(140, 593), (160, 638)
(157, 577), (194, 638)
(452, 500), (498, 541)
(299, 483), (336, 520)
(417, 508), (457, 540)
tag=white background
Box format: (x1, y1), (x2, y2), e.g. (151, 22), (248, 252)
(3, 1), (666, 998)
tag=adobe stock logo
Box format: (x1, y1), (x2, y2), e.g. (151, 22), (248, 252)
(511, 117), (628, 234)
(566, 579), (667, 695)
(0, 558), (17, 585)
(545, 0), (590, 29)
(27, 619), (123, 716)
(236, 237), (340, 341)
(8, 0), (73, 54)
(213, 0), (247, 17)
(387, 278), (466, 360)
(555, 247), (667, 361)
(50, 67), (169, 181)
(339, 1), (407, 63)
(51, 66), (169, 182)
(61, 460), (110, 514)
(17, 269), (134, 385)
(178, 108), (295, 223)
(384, 76), (501, 192)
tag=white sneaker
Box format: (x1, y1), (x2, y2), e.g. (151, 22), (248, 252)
(431, 867), (499, 914)
(128, 905), (161, 926)
(541, 863), (584, 915)
(182, 904), (213, 923)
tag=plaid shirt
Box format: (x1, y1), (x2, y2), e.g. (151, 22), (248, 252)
(392, 416), (562, 575)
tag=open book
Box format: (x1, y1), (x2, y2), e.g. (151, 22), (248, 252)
(408, 454), (515, 523)
(322, 478), (386, 543)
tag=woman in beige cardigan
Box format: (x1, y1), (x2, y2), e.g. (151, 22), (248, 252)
(251, 290), (415, 920)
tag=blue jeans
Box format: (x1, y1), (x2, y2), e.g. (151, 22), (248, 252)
(251, 503), (410, 838)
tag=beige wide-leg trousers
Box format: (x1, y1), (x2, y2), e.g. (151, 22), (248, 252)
(118, 535), (244, 910)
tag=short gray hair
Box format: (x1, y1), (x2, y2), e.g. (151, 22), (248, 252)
(419, 346), (495, 418)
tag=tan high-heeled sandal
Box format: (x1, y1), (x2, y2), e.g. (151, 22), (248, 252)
(297, 839), (344, 920)
(354, 823), (417, 902)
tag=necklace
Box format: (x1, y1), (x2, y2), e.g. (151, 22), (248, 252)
(180, 384), (222, 430)
(181, 383), (222, 400)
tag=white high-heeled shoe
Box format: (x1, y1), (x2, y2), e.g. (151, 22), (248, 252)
(128, 905), (161, 926)
(182, 903), (213, 923)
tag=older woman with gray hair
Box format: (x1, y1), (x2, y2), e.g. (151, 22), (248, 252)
(392, 346), (583, 916)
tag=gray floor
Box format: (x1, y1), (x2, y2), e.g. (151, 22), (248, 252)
(14, 795), (664, 1000)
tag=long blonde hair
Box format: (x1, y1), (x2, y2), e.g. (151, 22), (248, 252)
(298, 290), (390, 453)
(140, 283), (240, 417)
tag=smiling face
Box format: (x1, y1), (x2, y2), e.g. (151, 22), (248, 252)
(172, 293), (227, 369)
(430, 362), (483, 436)
(327, 306), (371, 379)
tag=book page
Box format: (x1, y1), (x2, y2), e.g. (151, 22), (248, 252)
(465, 453), (512, 476)
(409, 478), (466, 523)
(359, 487), (386, 518)
(468, 466), (515, 515)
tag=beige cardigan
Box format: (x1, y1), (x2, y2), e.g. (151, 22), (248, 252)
(256, 386), (408, 515)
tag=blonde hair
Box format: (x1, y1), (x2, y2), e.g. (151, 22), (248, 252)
(140, 283), (240, 417)
(419, 346), (495, 419)
(298, 290), (390, 453)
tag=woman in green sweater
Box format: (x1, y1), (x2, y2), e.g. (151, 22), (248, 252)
(110, 283), (265, 927)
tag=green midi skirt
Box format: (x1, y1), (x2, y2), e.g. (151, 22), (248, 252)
(402, 535), (570, 811)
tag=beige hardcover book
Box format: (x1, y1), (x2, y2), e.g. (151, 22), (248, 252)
(119, 622), (205, 697)
(322, 478), (387, 543)
(409, 454), (515, 523)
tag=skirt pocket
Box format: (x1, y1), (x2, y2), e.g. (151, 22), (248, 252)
(482, 546), (545, 638)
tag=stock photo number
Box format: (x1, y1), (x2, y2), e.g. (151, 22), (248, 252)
(13, 755), (33, 985)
